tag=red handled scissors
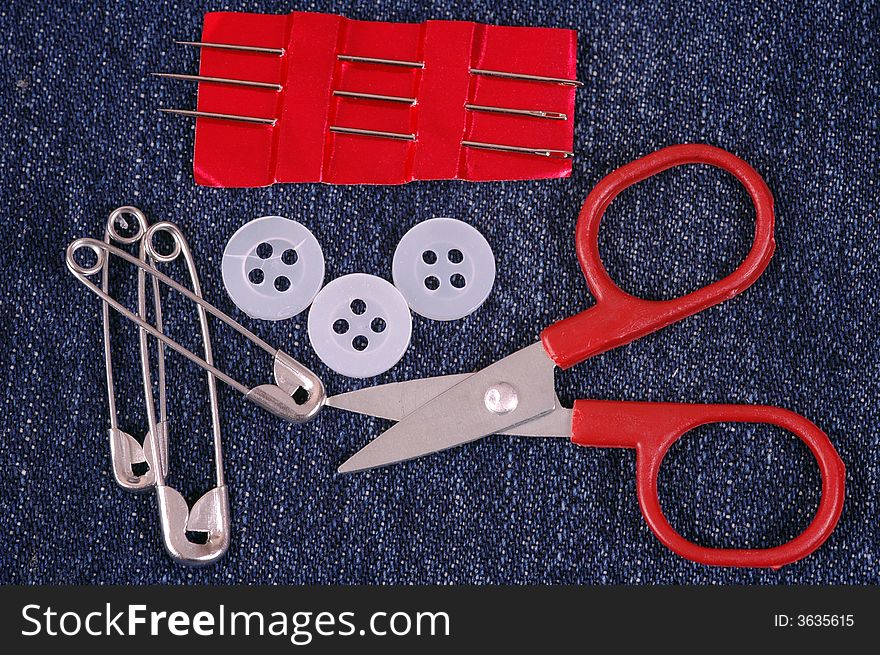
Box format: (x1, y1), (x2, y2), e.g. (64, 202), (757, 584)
(329, 144), (846, 568)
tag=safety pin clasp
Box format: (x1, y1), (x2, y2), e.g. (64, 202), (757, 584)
(156, 485), (230, 566)
(108, 423), (167, 491)
(246, 351), (325, 423)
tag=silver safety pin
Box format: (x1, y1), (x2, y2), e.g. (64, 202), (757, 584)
(66, 239), (326, 423)
(101, 207), (171, 491)
(138, 222), (229, 566)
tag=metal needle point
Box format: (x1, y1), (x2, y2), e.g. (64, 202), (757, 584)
(158, 108), (277, 126)
(176, 40), (285, 56)
(338, 54), (425, 69)
(470, 68), (583, 87)
(152, 72), (282, 91)
(462, 140), (574, 159)
(465, 104), (567, 120)
(330, 126), (416, 141)
(333, 90), (417, 105)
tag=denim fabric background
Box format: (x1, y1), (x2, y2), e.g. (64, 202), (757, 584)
(0, 0), (877, 584)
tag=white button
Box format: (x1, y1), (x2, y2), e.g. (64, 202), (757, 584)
(307, 274), (412, 378)
(392, 217), (495, 321)
(222, 216), (325, 321)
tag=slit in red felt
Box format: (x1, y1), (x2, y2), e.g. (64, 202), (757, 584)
(266, 11), (295, 186)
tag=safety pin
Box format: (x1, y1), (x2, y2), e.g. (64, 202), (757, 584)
(138, 222), (229, 566)
(152, 72), (283, 91)
(66, 239), (325, 423)
(101, 207), (170, 491)
(461, 140), (574, 159)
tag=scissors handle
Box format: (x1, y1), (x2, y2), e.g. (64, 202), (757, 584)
(571, 399), (845, 568)
(542, 144), (775, 369)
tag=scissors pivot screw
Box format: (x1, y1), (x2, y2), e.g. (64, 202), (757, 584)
(484, 383), (519, 415)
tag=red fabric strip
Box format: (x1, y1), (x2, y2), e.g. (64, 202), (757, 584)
(275, 11), (342, 183)
(194, 12), (288, 187)
(412, 21), (476, 181)
(324, 18), (423, 184)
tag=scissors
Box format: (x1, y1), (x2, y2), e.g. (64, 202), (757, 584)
(329, 144), (846, 569)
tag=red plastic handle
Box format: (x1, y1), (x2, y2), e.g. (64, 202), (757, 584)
(542, 144), (775, 369)
(571, 400), (845, 568)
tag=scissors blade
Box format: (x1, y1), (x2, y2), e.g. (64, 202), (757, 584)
(337, 342), (557, 473)
(326, 373), (471, 420)
(502, 406), (572, 437)
(328, 374), (572, 437)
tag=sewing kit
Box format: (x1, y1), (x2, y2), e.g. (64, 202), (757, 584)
(65, 10), (845, 568)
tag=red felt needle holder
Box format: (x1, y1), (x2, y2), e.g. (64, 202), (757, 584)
(190, 11), (578, 186)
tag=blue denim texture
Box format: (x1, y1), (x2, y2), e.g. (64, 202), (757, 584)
(0, 0), (877, 584)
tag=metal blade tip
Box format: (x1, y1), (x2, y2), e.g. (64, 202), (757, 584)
(337, 456), (368, 475)
(336, 442), (399, 474)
